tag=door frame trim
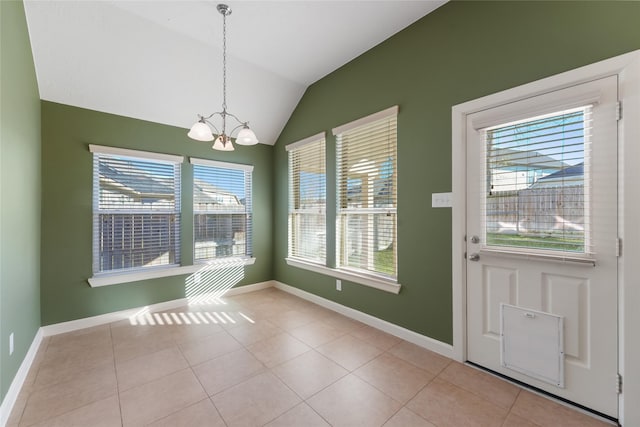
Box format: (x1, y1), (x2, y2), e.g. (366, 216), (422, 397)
(451, 49), (640, 426)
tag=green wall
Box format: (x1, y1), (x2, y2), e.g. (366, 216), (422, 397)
(273, 1), (640, 344)
(40, 102), (273, 325)
(0, 0), (42, 401)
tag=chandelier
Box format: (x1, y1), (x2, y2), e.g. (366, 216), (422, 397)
(188, 4), (258, 151)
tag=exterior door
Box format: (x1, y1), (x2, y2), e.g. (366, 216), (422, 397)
(466, 76), (618, 417)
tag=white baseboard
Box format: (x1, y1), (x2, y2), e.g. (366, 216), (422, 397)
(42, 280), (274, 336)
(274, 281), (454, 359)
(0, 328), (44, 427)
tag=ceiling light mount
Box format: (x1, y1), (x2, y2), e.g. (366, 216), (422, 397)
(188, 3), (258, 151)
(216, 4), (231, 16)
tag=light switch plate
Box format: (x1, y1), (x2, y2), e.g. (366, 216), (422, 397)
(432, 192), (452, 208)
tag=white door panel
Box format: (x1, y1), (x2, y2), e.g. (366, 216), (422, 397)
(466, 76), (618, 417)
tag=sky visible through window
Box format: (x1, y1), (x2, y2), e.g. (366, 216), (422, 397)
(194, 166), (245, 200)
(488, 107), (586, 169)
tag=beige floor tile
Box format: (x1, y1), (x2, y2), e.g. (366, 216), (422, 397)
(406, 377), (508, 427)
(383, 407), (437, 427)
(349, 325), (402, 350)
(438, 362), (520, 410)
(510, 391), (612, 427)
(249, 300), (293, 319)
(47, 325), (112, 351)
(115, 346), (189, 391)
(5, 387), (30, 426)
(228, 291), (276, 307)
(289, 321), (345, 348)
(193, 348), (265, 396)
(268, 309), (319, 331)
(322, 314), (366, 334)
(35, 342), (114, 389)
(264, 402), (330, 427)
(246, 332), (311, 368)
(316, 334), (383, 371)
(147, 398), (225, 427)
(155, 309), (228, 331)
(119, 368), (207, 427)
(272, 350), (348, 399)
(307, 374), (402, 427)
(110, 321), (173, 345)
(502, 412), (541, 427)
(355, 353), (434, 403)
(226, 319), (283, 345)
(212, 372), (301, 427)
(178, 329), (242, 366)
(388, 341), (451, 375)
(29, 395), (121, 427)
(19, 340), (50, 394)
(20, 363), (117, 426)
(215, 308), (261, 329)
(168, 321), (225, 345)
(112, 329), (175, 363)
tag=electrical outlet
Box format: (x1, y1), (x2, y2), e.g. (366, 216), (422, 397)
(9, 333), (14, 355)
(336, 279), (342, 291)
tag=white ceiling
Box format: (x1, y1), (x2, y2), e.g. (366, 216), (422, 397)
(24, 1), (447, 145)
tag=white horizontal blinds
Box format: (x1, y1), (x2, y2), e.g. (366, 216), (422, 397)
(287, 135), (326, 263)
(335, 109), (398, 278)
(92, 151), (181, 274)
(193, 161), (252, 261)
(483, 106), (592, 254)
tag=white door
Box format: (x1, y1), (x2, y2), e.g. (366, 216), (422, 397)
(466, 76), (618, 417)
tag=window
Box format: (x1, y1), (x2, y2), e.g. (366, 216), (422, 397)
(90, 145), (183, 275)
(286, 133), (326, 264)
(334, 106), (398, 279)
(483, 106), (591, 254)
(191, 158), (253, 262)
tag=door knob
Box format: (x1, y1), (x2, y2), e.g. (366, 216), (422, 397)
(471, 235), (480, 244)
(469, 253), (480, 261)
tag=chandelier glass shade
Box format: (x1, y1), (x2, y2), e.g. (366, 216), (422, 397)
(188, 4), (258, 151)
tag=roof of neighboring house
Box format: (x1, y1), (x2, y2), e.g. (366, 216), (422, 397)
(491, 148), (567, 172)
(100, 161), (241, 206)
(194, 178), (242, 206)
(531, 162), (584, 187)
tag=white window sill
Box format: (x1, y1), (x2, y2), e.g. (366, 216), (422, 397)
(88, 257), (256, 287)
(285, 258), (401, 294)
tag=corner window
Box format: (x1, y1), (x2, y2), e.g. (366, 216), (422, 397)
(191, 158), (253, 262)
(286, 133), (326, 264)
(90, 145), (183, 275)
(333, 106), (398, 279)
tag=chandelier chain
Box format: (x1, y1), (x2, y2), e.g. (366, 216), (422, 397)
(222, 10), (227, 113)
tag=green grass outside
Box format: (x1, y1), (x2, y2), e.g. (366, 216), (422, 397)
(374, 247), (396, 275)
(487, 232), (584, 252)
(346, 247), (396, 275)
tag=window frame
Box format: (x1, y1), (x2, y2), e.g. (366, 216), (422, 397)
(190, 157), (254, 264)
(286, 132), (327, 265)
(480, 106), (593, 258)
(334, 106), (399, 282)
(89, 144), (184, 278)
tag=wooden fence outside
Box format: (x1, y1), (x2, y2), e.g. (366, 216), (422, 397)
(486, 185), (585, 235)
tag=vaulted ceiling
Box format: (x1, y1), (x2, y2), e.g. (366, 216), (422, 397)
(24, 1), (447, 145)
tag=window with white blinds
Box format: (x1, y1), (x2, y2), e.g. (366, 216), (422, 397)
(191, 158), (253, 262)
(90, 145), (182, 275)
(286, 133), (326, 264)
(334, 106), (398, 279)
(483, 106), (592, 254)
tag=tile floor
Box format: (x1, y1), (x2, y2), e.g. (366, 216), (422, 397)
(7, 288), (613, 427)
